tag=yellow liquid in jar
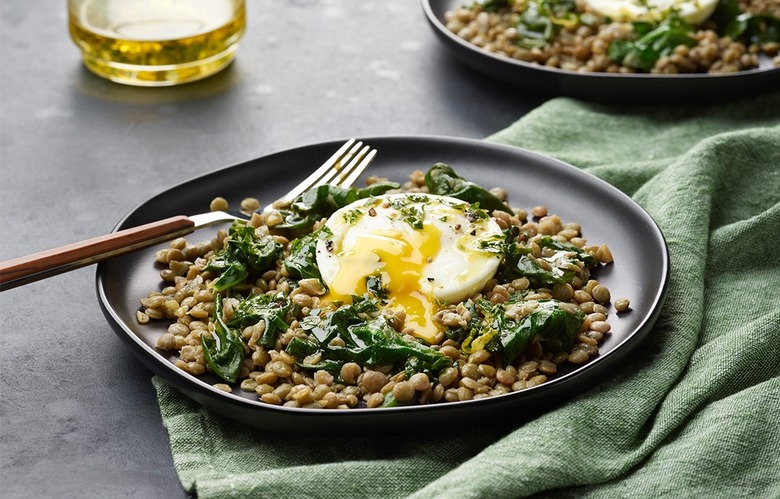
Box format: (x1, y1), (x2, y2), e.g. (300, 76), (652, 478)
(68, 0), (246, 86)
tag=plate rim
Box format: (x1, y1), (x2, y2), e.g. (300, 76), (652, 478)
(96, 134), (670, 421)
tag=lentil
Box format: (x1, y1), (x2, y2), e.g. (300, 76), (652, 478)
(409, 373), (431, 391)
(615, 298), (631, 312)
(478, 364), (497, 378)
(360, 371), (388, 394)
(261, 393), (282, 405)
(568, 349), (590, 364)
(592, 284), (612, 304)
(240, 379), (258, 392)
(240, 197), (261, 212)
(366, 392), (385, 408)
(157, 333), (176, 350)
(458, 386), (475, 401)
(531, 205), (548, 218)
(538, 360), (558, 375)
(209, 197), (229, 212)
(340, 363), (361, 385)
(392, 381), (416, 403)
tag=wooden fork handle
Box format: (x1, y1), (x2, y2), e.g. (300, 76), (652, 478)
(0, 216), (196, 291)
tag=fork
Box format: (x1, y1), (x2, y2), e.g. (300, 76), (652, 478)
(0, 138), (377, 291)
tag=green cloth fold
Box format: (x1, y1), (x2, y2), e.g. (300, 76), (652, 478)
(154, 92), (780, 498)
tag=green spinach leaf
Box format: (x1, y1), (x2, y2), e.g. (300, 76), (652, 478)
(201, 294), (245, 383)
(459, 297), (584, 363)
(275, 182), (399, 231)
(424, 163), (512, 213)
(516, 0), (579, 48)
(502, 244), (571, 285)
(204, 221), (282, 292)
(339, 317), (452, 371)
(443, 300), (480, 344)
(500, 230), (598, 285)
(608, 15), (696, 71)
(365, 272), (388, 301)
(300, 296), (379, 344)
(284, 227), (330, 281)
(294, 299), (451, 376)
(480, 0), (512, 12)
(228, 292), (291, 348)
(537, 235), (599, 268)
(726, 14), (780, 44)
(712, 0), (780, 44)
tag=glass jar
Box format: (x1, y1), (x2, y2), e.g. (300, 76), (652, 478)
(68, 0), (246, 86)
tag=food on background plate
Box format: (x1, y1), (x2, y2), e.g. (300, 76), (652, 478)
(137, 165), (629, 409)
(582, 0), (719, 25)
(444, 0), (780, 74)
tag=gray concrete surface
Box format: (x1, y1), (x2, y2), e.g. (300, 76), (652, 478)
(0, 1), (547, 497)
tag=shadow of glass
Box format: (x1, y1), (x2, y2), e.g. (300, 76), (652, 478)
(69, 60), (241, 107)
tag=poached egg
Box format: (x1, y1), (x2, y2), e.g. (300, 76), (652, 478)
(315, 193), (504, 343)
(582, 0), (719, 25)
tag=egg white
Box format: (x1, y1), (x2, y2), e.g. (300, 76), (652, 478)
(583, 0), (718, 25)
(315, 193), (505, 342)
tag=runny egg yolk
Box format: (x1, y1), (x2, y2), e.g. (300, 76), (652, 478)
(316, 193), (505, 344)
(326, 224), (442, 341)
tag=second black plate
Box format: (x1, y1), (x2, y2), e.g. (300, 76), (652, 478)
(422, 0), (780, 103)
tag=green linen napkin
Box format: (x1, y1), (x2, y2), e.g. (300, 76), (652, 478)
(154, 91), (780, 498)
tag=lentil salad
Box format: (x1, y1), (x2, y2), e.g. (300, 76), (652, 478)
(444, 0), (780, 74)
(138, 166), (629, 410)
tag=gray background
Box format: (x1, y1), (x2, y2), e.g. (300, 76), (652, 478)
(0, 1), (546, 497)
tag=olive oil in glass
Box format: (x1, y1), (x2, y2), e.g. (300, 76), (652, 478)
(68, 0), (246, 86)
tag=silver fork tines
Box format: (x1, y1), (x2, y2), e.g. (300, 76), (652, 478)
(267, 138), (377, 212)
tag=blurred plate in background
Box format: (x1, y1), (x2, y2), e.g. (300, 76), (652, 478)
(421, 0), (780, 104)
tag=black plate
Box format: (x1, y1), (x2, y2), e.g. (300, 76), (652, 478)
(97, 136), (669, 432)
(422, 0), (780, 103)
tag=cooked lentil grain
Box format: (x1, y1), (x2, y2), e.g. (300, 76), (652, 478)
(209, 197), (229, 212)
